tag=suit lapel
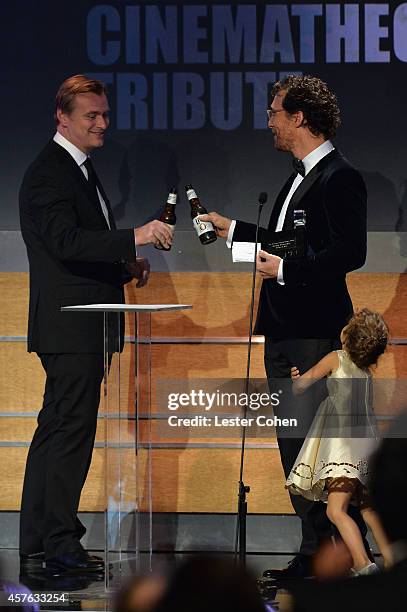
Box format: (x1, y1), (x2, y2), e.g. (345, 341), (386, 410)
(52, 141), (112, 228)
(268, 173), (296, 231)
(106, 202), (116, 230)
(283, 149), (339, 229)
(94, 174), (116, 230)
(289, 149), (338, 211)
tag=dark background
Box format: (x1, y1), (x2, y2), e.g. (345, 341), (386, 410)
(2, 0), (407, 237)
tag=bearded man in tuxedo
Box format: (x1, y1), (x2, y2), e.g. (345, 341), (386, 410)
(200, 75), (368, 579)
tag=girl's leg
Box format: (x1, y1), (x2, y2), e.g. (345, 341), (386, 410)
(361, 507), (392, 568)
(326, 491), (371, 570)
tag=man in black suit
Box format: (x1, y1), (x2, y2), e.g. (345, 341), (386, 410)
(19, 75), (173, 573)
(201, 75), (367, 578)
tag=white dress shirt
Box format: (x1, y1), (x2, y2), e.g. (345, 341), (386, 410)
(227, 140), (335, 283)
(53, 132), (111, 229)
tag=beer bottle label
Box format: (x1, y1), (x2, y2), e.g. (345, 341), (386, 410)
(186, 188), (197, 200)
(167, 193), (177, 205)
(192, 214), (214, 237)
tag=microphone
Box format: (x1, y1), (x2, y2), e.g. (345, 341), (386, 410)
(258, 191), (268, 207)
(235, 189), (267, 565)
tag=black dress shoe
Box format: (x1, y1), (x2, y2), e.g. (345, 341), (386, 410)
(87, 553), (104, 562)
(86, 551), (113, 569)
(263, 555), (314, 580)
(257, 577), (278, 602)
(20, 568), (95, 592)
(20, 550), (103, 567)
(19, 552), (45, 569)
(46, 549), (105, 574)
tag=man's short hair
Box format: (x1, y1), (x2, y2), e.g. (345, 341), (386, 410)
(271, 75), (341, 140)
(54, 75), (107, 124)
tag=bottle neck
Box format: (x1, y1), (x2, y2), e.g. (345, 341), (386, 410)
(160, 203), (176, 224)
(190, 200), (206, 215)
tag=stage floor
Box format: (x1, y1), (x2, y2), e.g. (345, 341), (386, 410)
(0, 549), (294, 611)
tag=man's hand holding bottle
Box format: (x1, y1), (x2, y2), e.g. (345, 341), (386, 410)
(134, 220), (174, 250)
(134, 186), (228, 250)
(197, 212), (232, 238)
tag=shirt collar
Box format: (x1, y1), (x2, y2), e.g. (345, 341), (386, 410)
(302, 140), (335, 176)
(53, 132), (88, 167)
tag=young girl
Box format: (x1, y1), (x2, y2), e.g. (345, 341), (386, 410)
(286, 309), (391, 576)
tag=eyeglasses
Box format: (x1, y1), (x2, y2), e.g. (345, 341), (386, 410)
(267, 108), (285, 120)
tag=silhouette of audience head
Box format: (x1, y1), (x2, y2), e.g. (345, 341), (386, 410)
(154, 556), (265, 612)
(115, 556), (266, 612)
(115, 574), (166, 612)
(369, 410), (407, 544)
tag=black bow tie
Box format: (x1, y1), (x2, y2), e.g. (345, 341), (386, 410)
(292, 158), (306, 177)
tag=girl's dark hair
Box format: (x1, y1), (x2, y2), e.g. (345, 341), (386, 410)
(342, 308), (389, 370)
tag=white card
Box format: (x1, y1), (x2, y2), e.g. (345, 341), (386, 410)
(231, 242), (262, 263)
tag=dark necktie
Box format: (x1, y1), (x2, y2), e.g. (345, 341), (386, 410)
(292, 158), (306, 177)
(83, 157), (99, 202)
(83, 157), (111, 228)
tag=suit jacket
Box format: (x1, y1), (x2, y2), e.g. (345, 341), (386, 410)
(19, 140), (136, 353)
(233, 150), (367, 340)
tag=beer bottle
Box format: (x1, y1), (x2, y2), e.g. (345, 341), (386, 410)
(185, 184), (217, 245)
(155, 188), (177, 251)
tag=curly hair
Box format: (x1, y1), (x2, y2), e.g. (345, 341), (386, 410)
(271, 75), (341, 140)
(342, 309), (389, 370)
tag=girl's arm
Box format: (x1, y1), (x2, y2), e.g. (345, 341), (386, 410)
(291, 351), (340, 395)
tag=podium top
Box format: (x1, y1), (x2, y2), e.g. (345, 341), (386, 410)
(61, 304), (192, 313)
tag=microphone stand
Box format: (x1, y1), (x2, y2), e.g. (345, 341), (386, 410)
(234, 193), (267, 566)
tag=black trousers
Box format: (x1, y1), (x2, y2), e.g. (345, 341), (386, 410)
(264, 337), (368, 556)
(20, 353), (104, 558)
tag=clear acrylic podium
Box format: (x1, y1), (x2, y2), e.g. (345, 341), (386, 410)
(62, 304), (192, 593)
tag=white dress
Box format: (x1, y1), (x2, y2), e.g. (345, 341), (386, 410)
(286, 350), (379, 503)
